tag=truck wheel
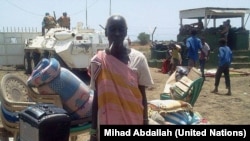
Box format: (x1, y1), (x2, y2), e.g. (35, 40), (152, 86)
(24, 52), (32, 74)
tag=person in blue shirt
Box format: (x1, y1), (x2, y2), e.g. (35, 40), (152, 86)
(211, 38), (233, 95)
(186, 29), (203, 70)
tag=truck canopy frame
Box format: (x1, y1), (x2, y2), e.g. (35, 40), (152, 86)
(179, 7), (250, 29)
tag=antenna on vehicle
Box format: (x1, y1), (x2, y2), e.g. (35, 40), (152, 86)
(85, 0), (88, 28)
(109, 0), (112, 16)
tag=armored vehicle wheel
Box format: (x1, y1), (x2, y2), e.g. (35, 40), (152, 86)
(24, 52), (41, 74)
(30, 58), (36, 72)
(32, 52), (41, 68)
(24, 52), (32, 74)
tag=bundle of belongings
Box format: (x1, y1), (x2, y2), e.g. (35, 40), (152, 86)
(148, 99), (209, 125)
(26, 58), (93, 121)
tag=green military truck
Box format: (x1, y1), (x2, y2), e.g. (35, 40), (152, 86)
(178, 7), (250, 68)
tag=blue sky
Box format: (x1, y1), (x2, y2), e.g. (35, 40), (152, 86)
(1, 0), (249, 41)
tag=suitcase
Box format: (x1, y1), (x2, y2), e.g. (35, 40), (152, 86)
(19, 103), (71, 141)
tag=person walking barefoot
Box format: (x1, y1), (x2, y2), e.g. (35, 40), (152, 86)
(211, 38), (232, 95)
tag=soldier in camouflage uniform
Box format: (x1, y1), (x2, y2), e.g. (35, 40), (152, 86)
(42, 13), (56, 35)
(57, 12), (70, 29)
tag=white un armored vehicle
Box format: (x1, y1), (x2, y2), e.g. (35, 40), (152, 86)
(24, 22), (108, 81)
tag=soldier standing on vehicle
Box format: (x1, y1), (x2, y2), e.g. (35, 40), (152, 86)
(57, 12), (70, 29)
(220, 19), (231, 42)
(42, 12), (56, 35)
(190, 18), (204, 33)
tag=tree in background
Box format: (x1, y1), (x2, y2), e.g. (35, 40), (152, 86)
(138, 32), (150, 45)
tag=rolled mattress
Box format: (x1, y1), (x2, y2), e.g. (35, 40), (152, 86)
(27, 58), (93, 120)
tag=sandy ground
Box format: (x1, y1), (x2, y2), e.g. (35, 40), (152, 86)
(147, 67), (250, 124)
(0, 66), (250, 140)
